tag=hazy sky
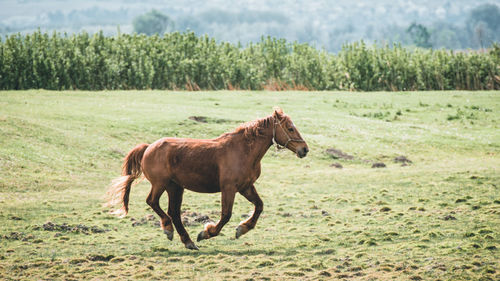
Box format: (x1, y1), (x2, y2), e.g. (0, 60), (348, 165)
(1, 0), (499, 50)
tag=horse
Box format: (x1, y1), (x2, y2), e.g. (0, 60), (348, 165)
(106, 107), (309, 250)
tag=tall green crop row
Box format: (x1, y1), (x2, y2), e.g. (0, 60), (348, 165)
(0, 31), (498, 91)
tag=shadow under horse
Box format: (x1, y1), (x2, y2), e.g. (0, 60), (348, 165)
(107, 107), (309, 250)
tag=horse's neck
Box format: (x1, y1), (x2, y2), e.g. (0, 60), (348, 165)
(240, 127), (273, 166)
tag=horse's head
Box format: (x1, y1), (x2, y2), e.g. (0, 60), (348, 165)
(272, 107), (309, 158)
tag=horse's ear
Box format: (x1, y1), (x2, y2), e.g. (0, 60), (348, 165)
(273, 106), (284, 120)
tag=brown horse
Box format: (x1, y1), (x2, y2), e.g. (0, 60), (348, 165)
(106, 107), (309, 250)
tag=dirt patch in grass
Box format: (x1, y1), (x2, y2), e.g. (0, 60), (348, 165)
(379, 207), (392, 212)
(188, 116), (236, 124)
(394, 155), (412, 165)
(181, 211), (214, 226)
(33, 222), (108, 234)
(2, 232), (36, 241)
(443, 215), (457, 220)
(9, 216), (22, 220)
(325, 148), (354, 160)
(131, 214), (159, 227)
(326, 150), (412, 169)
(189, 116), (209, 123)
(330, 163), (343, 169)
(130, 212), (213, 228)
(87, 254), (115, 262)
(371, 162), (386, 168)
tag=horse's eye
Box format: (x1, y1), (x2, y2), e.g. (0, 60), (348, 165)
(288, 128), (294, 132)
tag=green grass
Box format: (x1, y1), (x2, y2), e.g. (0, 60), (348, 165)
(0, 90), (499, 280)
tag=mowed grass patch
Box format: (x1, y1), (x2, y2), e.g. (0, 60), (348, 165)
(0, 90), (499, 280)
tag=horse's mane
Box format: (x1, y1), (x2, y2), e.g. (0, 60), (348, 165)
(220, 115), (273, 142)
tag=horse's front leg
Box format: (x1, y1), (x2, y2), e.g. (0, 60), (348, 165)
(235, 184), (263, 238)
(197, 188), (236, 241)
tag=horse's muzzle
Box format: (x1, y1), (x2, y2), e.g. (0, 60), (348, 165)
(297, 146), (309, 158)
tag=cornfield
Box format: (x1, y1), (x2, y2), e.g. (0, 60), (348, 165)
(0, 31), (498, 91)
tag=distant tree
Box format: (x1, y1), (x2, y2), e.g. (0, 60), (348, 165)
(474, 22), (488, 49)
(407, 23), (432, 48)
(468, 3), (500, 31)
(467, 3), (500, 48)
(429, 22), (466, 49)
(133, 9), (174, 35)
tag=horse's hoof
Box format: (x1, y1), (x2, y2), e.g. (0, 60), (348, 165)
(235, 226), (243, 239)
(235, 225), (248, 239)
(185, 242), (199, 250)
(163, 229), (173, 241)
(197, 231), (207, 242)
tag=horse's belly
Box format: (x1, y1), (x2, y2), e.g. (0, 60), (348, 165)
(172, 171), (220, 193)
(186, 183), (220, 193)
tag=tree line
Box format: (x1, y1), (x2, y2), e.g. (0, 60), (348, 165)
(2, 1), (499, 53)
(0, 31), (498, 91)
(133, 3), (500, 51)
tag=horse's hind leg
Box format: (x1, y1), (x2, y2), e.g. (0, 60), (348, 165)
(166, 182), (198, 250)
(146, 181), (174, 240)
(235, 184), (263, 239)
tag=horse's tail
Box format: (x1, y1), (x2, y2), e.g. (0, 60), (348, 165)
(105, 143), (149, 217)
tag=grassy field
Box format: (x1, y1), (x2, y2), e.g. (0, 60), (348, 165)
(0, 90), (499, 280)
